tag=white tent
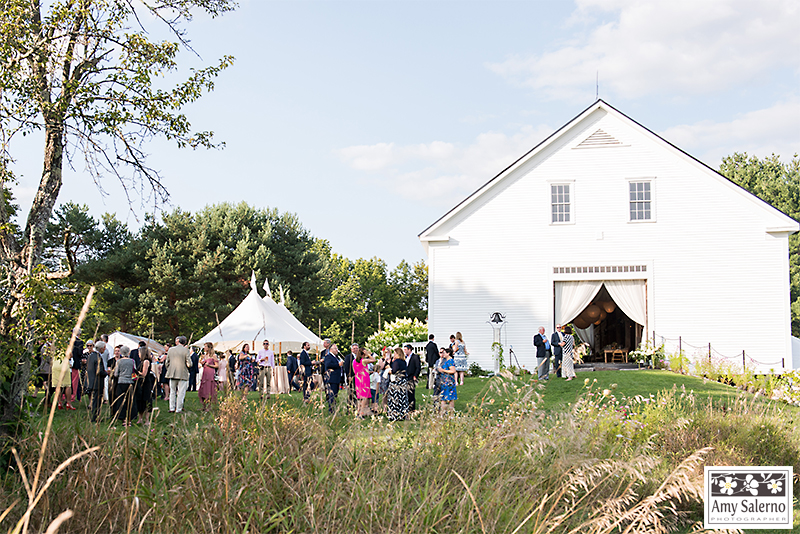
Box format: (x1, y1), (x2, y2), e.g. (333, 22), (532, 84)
(106, 331), (166, 355)
(195, 274), (322, 353)
(264, 280), (323, 351)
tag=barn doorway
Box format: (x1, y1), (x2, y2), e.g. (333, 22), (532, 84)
(554, 280), (646, 362)
(573, 286), (643, 361)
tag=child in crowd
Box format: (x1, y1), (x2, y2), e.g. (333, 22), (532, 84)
(369, 365), (381, 410)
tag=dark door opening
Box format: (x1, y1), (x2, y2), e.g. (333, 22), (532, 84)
(571, 285), (643, 361)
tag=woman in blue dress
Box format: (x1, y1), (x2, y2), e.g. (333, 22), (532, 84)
(438, 348), (457, 413)
(236, 344), (258, 392)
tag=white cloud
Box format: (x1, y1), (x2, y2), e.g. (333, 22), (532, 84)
(335, 124), (554, 205)
(488, 0), (800, 100)
(659, 98), (800, 166)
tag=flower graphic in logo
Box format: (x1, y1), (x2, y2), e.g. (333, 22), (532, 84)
(718, 477), (737, 495)
(767, 480), (783, 494)
(745, 474), (759, 495)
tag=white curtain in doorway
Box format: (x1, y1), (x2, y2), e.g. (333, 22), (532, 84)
(574, 324), (595, 349)
(554, 281), (604, 325)
(604, 280), (647, 327)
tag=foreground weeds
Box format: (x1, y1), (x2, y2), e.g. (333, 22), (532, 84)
(2, 378), (798, 533)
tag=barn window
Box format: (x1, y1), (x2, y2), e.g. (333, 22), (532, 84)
(629, 181), (651, 220)
(551, 184), (571, 223)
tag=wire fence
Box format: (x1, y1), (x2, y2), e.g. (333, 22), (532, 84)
(651, 331), (787, 371)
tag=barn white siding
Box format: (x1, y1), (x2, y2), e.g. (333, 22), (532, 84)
(421, 102), (797, 373)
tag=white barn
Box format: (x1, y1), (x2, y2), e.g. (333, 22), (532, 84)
(419, 100), (798, 373)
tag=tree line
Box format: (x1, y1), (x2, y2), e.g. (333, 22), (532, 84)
(719, 153), (800, 336)
(43, 201), (427, 346)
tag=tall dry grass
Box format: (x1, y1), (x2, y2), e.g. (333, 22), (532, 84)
(3, 365), (798, 532)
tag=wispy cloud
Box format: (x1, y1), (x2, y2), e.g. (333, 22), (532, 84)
(488, 0), (800, 100)
(335, 124), (554, 205)
(659, 98), (800, 166)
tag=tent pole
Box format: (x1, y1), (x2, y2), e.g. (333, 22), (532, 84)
(351, 320), (355, 345)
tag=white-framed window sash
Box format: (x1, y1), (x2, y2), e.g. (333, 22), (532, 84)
(626, 177), (656, 223)
(548, 179), (575, 225)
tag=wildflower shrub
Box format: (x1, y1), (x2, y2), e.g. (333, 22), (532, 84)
(469, 362), (490, 377)
(4, 377), (799, 533)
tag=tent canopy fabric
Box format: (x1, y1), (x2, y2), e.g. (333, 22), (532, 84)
(265, 296), (323, 349)
(106, 332), (166, 355)
(195, 286), (322, 353)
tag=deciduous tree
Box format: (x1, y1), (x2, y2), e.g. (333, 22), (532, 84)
(0, 0), (234, 425)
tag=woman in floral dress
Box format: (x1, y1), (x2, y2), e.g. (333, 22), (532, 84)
(561, 326), (576, 381)
(236, 344), (257, 392)
(452, 331), (469, 386)
(438, 348), (457, 412)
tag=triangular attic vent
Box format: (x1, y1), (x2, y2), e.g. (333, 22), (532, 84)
(575, 129), (623, 148)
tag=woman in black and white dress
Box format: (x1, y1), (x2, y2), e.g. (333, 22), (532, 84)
(562, 326), (576, 381)
(385, 347), (410, 421)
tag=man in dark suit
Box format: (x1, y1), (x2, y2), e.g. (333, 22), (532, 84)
(424, 334), (438, 389)
(323, 343), (343, 414)
(315, 338), (331, 375)
(129, 341), (143, 370)
(299, 342), (314, 401)
(286, 350), (299, 391)
(188, 347), (200, 391)
(404, 344), (421, 411)
(533, 326), (551, 381)
(86, 341), (107, 422)
(551, 324), (564, 378)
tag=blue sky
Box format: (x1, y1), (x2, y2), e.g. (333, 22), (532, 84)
(11, 0), (800, 267)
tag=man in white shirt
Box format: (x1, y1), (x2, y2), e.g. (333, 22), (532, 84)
(256, 340), (275, 398)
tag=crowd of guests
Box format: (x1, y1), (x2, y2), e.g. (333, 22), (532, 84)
(37, 322), (588, 428)
(36, 330), (478, 425)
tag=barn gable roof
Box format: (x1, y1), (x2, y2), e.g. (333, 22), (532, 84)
(418, 100), (798, 245)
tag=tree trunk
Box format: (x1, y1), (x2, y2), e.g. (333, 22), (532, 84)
(0, 120), (64, 427)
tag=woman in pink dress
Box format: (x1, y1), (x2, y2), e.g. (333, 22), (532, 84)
(354, 347), (376, 417)
(198, 342), (219, 410)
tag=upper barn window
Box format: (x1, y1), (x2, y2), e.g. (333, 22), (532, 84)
(551, 184), (571, 223)
(629, 181), (652, 221)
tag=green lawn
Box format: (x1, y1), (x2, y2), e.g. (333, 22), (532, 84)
(30, 368), (800, 432)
